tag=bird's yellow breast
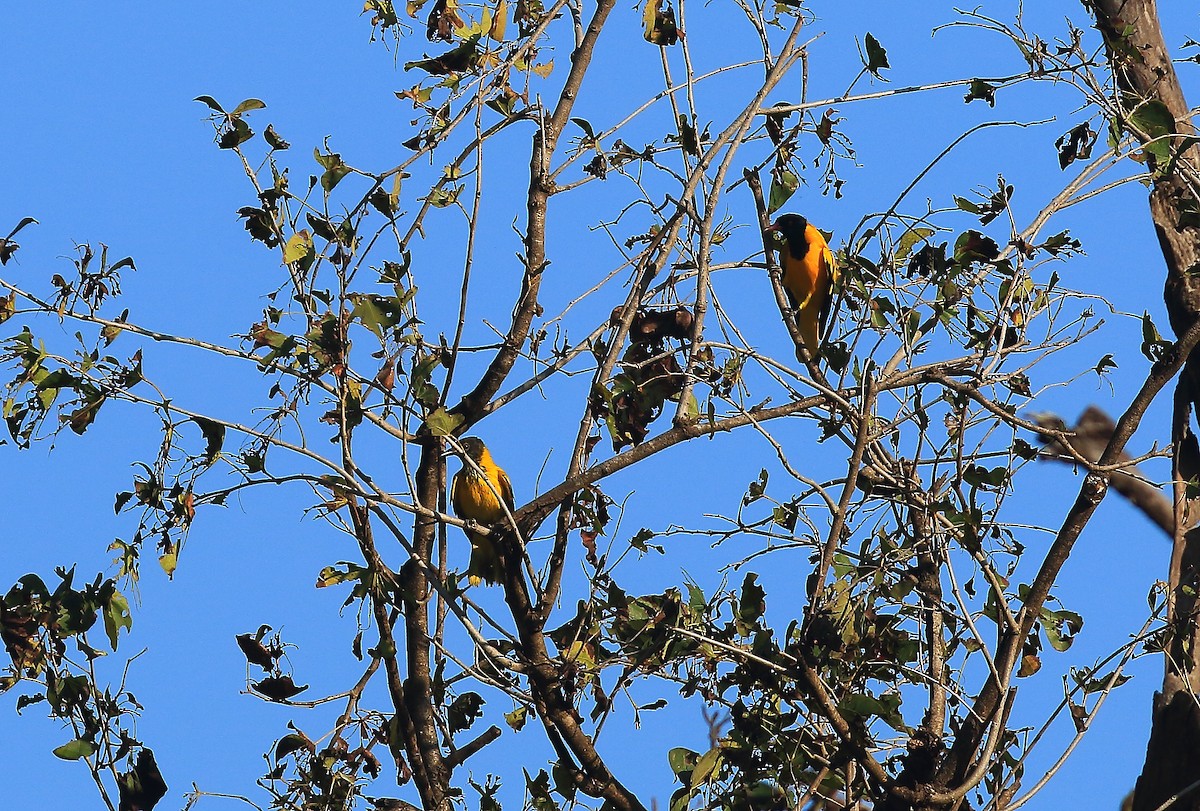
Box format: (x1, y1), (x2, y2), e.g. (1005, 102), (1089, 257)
(452, 468), (509, 523)
(781, 223), (833, 308)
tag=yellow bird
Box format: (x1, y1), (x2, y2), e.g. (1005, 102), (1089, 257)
(765, 213), (838, 358)
(450, 436), (515, 586)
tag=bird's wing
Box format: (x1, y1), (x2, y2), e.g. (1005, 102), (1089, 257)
(450, 471), (466, 517)
(818, 243), (838, 337)
(498, 467), (516, 511)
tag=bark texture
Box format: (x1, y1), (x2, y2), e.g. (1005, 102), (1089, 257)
(1083, 2), (1200, 809)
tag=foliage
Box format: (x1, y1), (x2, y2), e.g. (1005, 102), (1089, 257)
(2, 2), (1195, 811)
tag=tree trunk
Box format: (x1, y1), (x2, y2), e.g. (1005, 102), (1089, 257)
(1082, 1), (1200, 808)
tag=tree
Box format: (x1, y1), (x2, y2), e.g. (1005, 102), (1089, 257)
(2, 2), (1198, 810)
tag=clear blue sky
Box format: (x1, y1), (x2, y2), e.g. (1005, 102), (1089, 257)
(2, 2), (1198, 809)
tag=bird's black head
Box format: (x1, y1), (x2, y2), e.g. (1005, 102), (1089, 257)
(457, 436), (487, 463)
(766, 213), (811, 261)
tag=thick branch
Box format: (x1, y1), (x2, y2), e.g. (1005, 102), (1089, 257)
(935, 315), (1200, 793)
(1081, 3), (1200, 809)
(1034, 406), (1173, 537)
(452, 0), (618, 421)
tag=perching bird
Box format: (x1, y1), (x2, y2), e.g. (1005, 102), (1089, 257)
(450, 436), (515, 586)
(764, 213), (838, 358)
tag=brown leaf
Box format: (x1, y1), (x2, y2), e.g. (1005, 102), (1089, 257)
(580, 529), (598, 566)
(236, 633), (280, 671)
(253, 675), (308, 701)
(375, 358), (396, 391)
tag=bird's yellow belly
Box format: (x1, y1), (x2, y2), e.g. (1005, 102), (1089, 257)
(456, 474), (508, 522)
(784, 257), (824, 305)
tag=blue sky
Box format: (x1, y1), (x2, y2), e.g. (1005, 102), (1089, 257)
(2, 2), (1199, 809)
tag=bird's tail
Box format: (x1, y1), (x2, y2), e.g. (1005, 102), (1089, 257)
(799, 308), (821, 359)
(466, 533), (500, 586)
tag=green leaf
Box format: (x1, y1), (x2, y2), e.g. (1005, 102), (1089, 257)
(767, 169), (799, 214)
(5, 216), (38, 240)
(669, 787), (693, 811)
(426, 407), (464, 437)
(426, 185), (463, 208)
(194, 95), (225, 113)
(571, 118), (597, 140)
(870, 295), (895, 329)
(103, 588), (132, 650)
(159, 545), (178, 578)
(114, 491), (134, 514)
(505, 705), (528, 730)
(379, 254), (411, 284)
(315, 563), (367, 588)
(743, 469), (768, 505)
(404, 36), (481, 75)
(0, 217), (39, 265)
(963, 464), (1007, 490)
(738, 572), (765, 626)
(667, 747), (698, 777)
(677, 115), (699, 155)
(1129, 99), (1175, 166)
(350, 293), (406, 338)
(964, 78), (996, 106)
(953, 230), (1000, 264)
(630, 528), (656, 552)
(275, 732), (315, 759)
(232, 98), (267, 115)
(1039, 230), (1082, 257)
(954, 196), (981, 214)
(691, 747), (722, 784)
(895, 227), (934, 262)
(1041, 607), (1083, 652)
(838, 691), (906, 730)
(264, 124), (290, 151)
(53, 739), (97, 760)
(244, 449), (266, 474)
(643, 0), (679, 46)
(1075, 667), (1132, 694)
(305, 212), (338, 242)
(525, 769), (556, 811)
(1141, 311), (1172, 362)
(863, 33), (889, 77)
(314, 149), (352, 191)
(322, 165), (352, 192)
(15, 694), (45, 713)
(282, 231), (313, 265)
(218, 118), (254, 149)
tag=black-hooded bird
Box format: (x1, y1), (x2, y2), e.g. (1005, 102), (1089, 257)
(765, 213), (838, 358)
(450, 436), (515, 586)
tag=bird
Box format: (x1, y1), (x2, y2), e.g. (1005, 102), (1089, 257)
(450, 436), (515, 586)
(764, 213), (838, 359)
